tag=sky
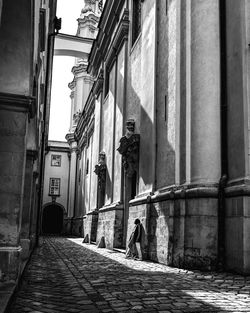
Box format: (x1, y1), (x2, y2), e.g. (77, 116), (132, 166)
(48, 0), (84, 141)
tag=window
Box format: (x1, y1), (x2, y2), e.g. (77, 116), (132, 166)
(132, 0), (142, 46)
(39, 9), (46, 52)
(104, 68), (110, 98)
(49, 178), (61, 196)
(51, 155), (61, 167)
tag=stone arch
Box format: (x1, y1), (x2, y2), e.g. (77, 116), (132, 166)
(42, 202), (66, 235)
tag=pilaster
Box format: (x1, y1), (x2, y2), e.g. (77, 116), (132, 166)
(0, 96), (29, 281)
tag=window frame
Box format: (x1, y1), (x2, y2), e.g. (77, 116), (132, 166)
(51, 154), (62, 167)
(49, 178), (61, 196)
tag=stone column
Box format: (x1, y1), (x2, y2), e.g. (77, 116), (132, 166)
(224, 0), (250, 274)
(66, 136), (77, 219)
(187, 0), (221, 185)
(183, 0), (221, 269)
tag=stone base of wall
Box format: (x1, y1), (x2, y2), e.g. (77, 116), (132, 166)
(225, 196), (250, 274)
(128, 196), (218, 270)
(96, 204), (123, 249)
(83, 211), (98, 243)
(71, 217), (84, 237)
(0, 247), (22, 281)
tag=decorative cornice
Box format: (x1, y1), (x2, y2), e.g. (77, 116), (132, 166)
(225, 178), (250, 197)
(0, 92), (36, 118)
(129, 184), (220, 207)
(105, 8), (129, 70)
(99, 202), (124, 213)
(83, 76), (95, 84)
(46, 146), (70, 153)
(72, 63), (88, 76)
(88, 1), (127, 75)
(68, 79), (76, 90)
(65, 132), (76, 145)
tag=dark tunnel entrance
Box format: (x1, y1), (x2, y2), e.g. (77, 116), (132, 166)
(42, 204), (64, 234)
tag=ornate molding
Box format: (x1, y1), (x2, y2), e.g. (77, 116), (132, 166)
(117, 119), (140, 178)
(72, 63), (88, 76)
(129, 184), (220, 207)
(94, 151), (107, 190)
(0, 92), (36, 118)
(68, 79), (76, 90)
(88, 3), (128, 75)
(105, 8), (129, 69)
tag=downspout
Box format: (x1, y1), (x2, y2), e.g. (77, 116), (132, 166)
(218, 0), (228, 270)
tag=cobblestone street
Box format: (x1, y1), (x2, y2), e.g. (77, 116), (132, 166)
(8, 237), (250, 313)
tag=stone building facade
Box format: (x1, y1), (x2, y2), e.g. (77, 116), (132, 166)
(65, 0), (250, 274)
(42, 141), (70, 235)
(0, 0), (57, 282)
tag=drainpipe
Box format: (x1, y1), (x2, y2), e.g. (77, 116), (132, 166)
(218, 0), (228, 270)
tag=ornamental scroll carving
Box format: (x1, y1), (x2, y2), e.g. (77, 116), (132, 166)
(117, 119), (140, 178)
(94, 151), (106, 189)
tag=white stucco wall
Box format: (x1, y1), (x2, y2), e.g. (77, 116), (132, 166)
(43, 141), (70, 211)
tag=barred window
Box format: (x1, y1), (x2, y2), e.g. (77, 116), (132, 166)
(51, 155), (61, 167)
(49, 178), (61, 196)
(132, 0), (142, 46)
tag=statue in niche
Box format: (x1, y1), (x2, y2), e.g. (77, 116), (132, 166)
(94, 151), (106, 189)
(94, 151), (106, 208)
(117, 119), (140, 178)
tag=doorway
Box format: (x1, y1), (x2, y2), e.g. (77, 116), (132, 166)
(42, 204), (64, 234)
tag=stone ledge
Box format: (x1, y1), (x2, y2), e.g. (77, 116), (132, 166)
(0, 92), (36, 118)
(129, 184), (219, 207)
(99, 202), (123, 213)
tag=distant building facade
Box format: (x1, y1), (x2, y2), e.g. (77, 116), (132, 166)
(65, 0), (250, 274)
(42, 141), (70, 234)
(0, 0), (57, 282)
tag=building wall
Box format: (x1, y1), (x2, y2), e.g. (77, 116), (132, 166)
(0, 0), (56, 282)
(66, 0), (250, 274)
(43, 142), (70, 211)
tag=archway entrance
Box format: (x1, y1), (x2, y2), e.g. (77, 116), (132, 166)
(42, 204), (64, 234)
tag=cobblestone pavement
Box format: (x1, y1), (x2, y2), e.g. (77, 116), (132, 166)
(8, 237), (250, 313)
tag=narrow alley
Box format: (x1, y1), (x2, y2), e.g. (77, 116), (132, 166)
(7, 237), (250, 313)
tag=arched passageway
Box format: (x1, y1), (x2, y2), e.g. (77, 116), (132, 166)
(42, 204), (64, 234)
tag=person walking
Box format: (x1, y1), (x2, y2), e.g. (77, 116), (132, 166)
(125, 218), (142, 260)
